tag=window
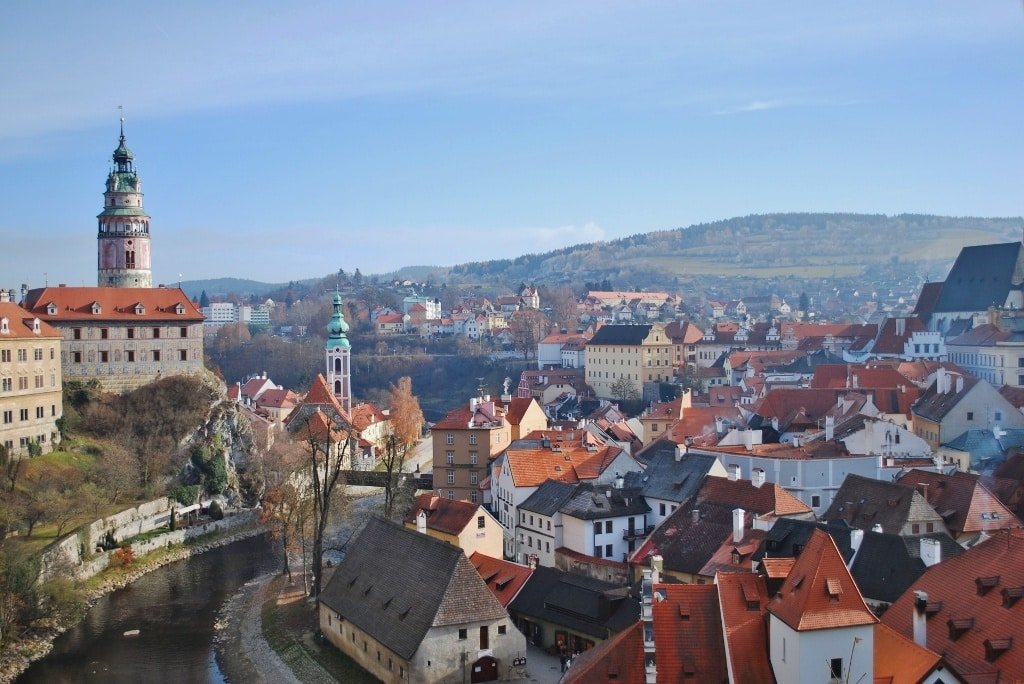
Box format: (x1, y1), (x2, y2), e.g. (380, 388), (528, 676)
(470, 472), (478, 485)
(35, 407), (43, 419)
(33, 348), (42, 360)
(498, 625), (506, 636)
(529, 515), (534, 526)
(16, 349), (26, 362)
(19, 409), (28, 421)
(811, 495), (821, 508)
(127, 328), (135, 339)
(100, 351), (109, 363)
(2, 411), (11, 424)
(1, 379), (9, 392)
(152, 327), (160, 339)
(0, 350), (9, 362)
(73, 329), (82, 340)
(180, 327), (187, 338)
(477, 515), (485, 529)
(546, 542), (550, 552)
(470, 491), (478, 503)
(446, 450), (454, 464)
(830, 658), (842, 680)
(469, 434), (477, 445)
(911, 523), (920, 534)
(72, 351), (82, 363)
(100, 328), (109, 340)
(152, 350), (161, 362)
(458, 628), (467, 640)
(605, 521), (613, 533)
(480, 625), (489, 649)
(49, 348), (54, 360)
(594, 522), (602, 534)
(595, 546), (603, 558)
(967, 412), (974, 420)
(606, 544), (613, 556)
(995, 411), (1003, 421)
(469, 451), (478, 465)
(446, 433), (454, 445)
(179, 349), (188, 361)
(447, 470), (455, 485)
(126, 351), (135, 362)
(51, 405), (56, 416)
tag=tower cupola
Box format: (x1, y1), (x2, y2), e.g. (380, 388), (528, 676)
(97, 119), (152, 288)
(325, 290), (352, 412)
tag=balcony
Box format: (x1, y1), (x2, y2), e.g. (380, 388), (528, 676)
(622, 525), (655, 541)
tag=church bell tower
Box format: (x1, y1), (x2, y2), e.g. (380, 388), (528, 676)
(97, 119), (152, 288)
(325, 291), (352, 413)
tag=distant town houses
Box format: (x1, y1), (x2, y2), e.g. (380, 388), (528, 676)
(200, 299), (275, 333)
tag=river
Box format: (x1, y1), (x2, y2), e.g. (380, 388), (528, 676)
(17, 534), (281, 684)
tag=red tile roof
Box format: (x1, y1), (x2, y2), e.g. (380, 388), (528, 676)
(717, 573), (774, 684)
(0, 302), (60, 338)
(293, 373), (351, 423)
(349, 402), (387, 432)
(403, 494), (482, 536)
(504, 443), (624, 487)
(468, 552), (533, 608)
(560, 622), (645, 684)
(873, 622), (941, 684)
(697, 475), (813, 517)
(502, 397), (538, 426)
(767, 529), (877, 631)
(896, 469), (1022, 536)
(257, 388), (297, 409)
(881, 529), (1024, 680)
(23, 286), (203, 322)
(652, 583), (728, 682)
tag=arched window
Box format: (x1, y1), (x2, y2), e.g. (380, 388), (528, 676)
(334, 358), (342, 373)
(334, 380), (342, 394)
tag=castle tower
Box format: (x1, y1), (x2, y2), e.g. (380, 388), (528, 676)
(325, 291), (352, 413)
(97, 119), (152, 288)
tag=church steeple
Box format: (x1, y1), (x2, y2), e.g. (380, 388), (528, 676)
(325, 290), (352, 413)
(97, 119), (152, 288)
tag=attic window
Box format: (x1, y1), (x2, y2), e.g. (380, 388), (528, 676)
(0, 318), (7, 334)
(362, 584), (373, 596)
(46, 303), (56, 315)
(175, 303), (185, 314)
(1002, 587), (1024, 608)
(607, 665), (620, 679)
(826, 578), (843, 599)
(31, 319), (40, 334)
(947, 617), (974, 641)
(925, 601), (943, 618)
(382, 597), (393, 610)
(976, 576), (1000, 595)
(399, 607), (411, 620)
(348, 577), (358, 588)
(91, 302), (101, 314)
(985, 637), (1013, 662)
(135, 303), (145, 315)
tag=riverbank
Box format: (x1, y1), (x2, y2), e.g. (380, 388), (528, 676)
(0, 516), (269, 684)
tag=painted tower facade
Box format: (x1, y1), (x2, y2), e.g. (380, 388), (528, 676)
(325, 292), (352, 413)
(97, 120), (152, 288)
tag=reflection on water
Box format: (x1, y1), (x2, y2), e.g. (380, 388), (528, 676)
(18, 534), (278, 684)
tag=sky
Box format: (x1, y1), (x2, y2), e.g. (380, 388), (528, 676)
(0, 2), (1022, 287)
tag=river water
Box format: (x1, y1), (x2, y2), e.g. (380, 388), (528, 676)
(17, 534), (280, 684)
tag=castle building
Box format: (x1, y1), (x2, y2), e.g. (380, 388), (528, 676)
(0, 301), (63, 455)
(97, 120), (152, 288)
(325, 292), (352, 414)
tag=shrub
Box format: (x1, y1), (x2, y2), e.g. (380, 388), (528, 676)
(111, 546), (135, 568)
(208, 500), (224, 521)
(172, 485), (200, 506)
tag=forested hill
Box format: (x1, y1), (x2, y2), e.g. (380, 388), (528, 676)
(417, 213), (1021, 288)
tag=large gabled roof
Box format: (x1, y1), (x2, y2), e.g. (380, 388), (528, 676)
(518, 479), (578, 516)
(651, 584), (729, 682)
(23, 286), (203, 322)
(696, 475), (812, 518)
(766, 529), (877, 631)
(468, 552), (533, 608)
(848, 531), (963, 604)
(319, 517), (508, 660)
(897, 469), (1022, 536)
(587, 324), (654, 346)
(0, 302), (60, 338)
(822, 474), (944, 535)
(717, 573), (774, 684)
(629, 440), (717, 503)
(403, 493), (482, 536)
(932, 241), (1024, 313)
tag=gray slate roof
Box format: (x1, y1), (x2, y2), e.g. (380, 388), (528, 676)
(559, 483), (650, 520)
(752, 518), (855, 564)
(933, 241), (1024, 313)
(519, 480), (579, 516)
(588, 324), (653, 346)
(318, 516), (507, 660)
(912, 376), (979, 422)
(627, 442), (716, 504)
(821, 474), (945, 535)
(849, 531), (963, 603)
(509, 566), (638, 639)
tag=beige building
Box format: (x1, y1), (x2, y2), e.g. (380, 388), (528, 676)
(911, 368), (1024, 450)
(403, 494), (504, 559)
(584, 323), (673, 399)
(21, 286), (205, 393)
(0, 301), (63, 455)
(432, 396), (546, 504)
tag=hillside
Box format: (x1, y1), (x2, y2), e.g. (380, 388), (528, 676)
(180, 277), (315, 300)
(434, 213), (1022, 289)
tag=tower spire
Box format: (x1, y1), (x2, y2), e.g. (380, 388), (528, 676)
(325, 290), (352, 413)
(97, 120), (151, 288)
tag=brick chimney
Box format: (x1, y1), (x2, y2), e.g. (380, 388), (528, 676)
(732, 508), (745, 544)
(913, 590), (929, 648)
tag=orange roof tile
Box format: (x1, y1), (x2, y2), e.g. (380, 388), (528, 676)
(761, 557), (796, 579)
(23, 286), (203, 322)
(0, 302), (60, 338)
(560, 622), (645, 684)
(717, 573), (774, 684)
(698, 476), (813, 517)
(504, 443), (623, 487)
(767, 529), (877, 631)
(349, 402), (387, 431)
(873, 622), (941, 684)
(404, 494), (482, 536)
(469, 552), (533, 608)
(652, 584), (728, 682)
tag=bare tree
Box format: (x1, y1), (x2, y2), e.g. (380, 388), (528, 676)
(289, 410), (352, 598)
(380, 377), (425, 519)
(95, 443), (140, 504)
(509, 308), (549, 360)
(610, 376), (641, 404)
(0, 445), (21, 493)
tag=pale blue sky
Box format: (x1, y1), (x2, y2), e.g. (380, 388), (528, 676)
(0, 2), (1021, 286)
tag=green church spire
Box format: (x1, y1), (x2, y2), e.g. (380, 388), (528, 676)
(325, 291), (351, 350)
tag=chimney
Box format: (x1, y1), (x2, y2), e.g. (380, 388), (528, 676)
(896, 318), (906, 337)
(732, 508), (745, 544)
(743, 430), (754, 452)
(825, 415), (835, 441)
(872, 523), (883, 532)
(691, 509), (701, 524)
(850, 528), (864, 556)
(728, 464), (740, 481)
(415, 510), (427, 534)
(650, 554), (663, 585)
(641, 568), (656, 682)
(714, 415), (724, 433)
(851, 373), (859, 389)
(955, 375), (964, 393)
(920, 537), (942, 567)
(752, 468), (766, 488)
(674, 444), (686, 462)
(615, 473), (625, 490)
(913, 590), (929, 648)
(262, 370), (267, 379)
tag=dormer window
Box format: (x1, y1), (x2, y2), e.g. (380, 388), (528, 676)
(0, 318), (7, 335)
(947, 617), (974, 641)
(45, 303), (57, 315)
(175, 303), (185, 314)
(31, 319), (40, 334)
(977, 576), (1000, 596)
(135, 303), (145, 315)
(984, 637), (1013, 662)
(91, 302), (101, 315)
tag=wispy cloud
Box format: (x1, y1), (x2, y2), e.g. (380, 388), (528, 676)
(714, 97), (864, 115)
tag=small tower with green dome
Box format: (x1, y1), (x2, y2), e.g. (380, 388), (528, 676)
(325, 290), (352, 413)
(97, 118), (152, 288)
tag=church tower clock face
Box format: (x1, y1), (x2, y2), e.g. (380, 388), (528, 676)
(97, 119), (152, 288)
